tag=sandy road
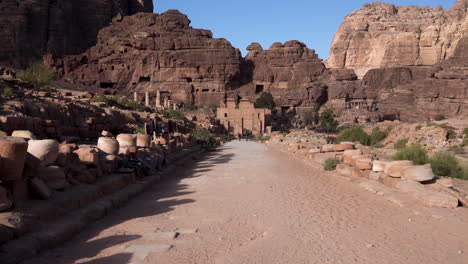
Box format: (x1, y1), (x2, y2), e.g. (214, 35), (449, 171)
(24, 141), (467, 264)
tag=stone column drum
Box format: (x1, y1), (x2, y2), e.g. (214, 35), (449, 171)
(0, 136), (28, 181)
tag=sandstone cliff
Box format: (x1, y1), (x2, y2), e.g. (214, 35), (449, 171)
(328, 0), (468, 78)
(239, 41), (328, 112)
(0, 0), (153, 67)
(46, 11), (242, 106)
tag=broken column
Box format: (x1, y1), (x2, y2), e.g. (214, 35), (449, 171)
(0, 136), (28, 181)
(156, 90), (161, 108)
(133, 91), (139, 102)
(145, 91), (150, 107)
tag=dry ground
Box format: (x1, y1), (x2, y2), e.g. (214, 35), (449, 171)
(24, 141), (467, 264)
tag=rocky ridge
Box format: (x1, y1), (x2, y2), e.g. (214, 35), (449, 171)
(46, 10), (242, 106)
(0, 0), (153, 67)
(327, 0), (468, 78)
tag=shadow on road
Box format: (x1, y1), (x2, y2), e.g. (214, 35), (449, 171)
(23, 145), (235, 264)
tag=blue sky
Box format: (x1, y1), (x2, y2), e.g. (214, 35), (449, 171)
(154, 0), (457, 59)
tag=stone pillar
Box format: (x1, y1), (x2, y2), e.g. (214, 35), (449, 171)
(145, 91), (150, 107)
(156, 90), (161, 109)
(133, 92), (138, 102)
(163, 98), (169, 109)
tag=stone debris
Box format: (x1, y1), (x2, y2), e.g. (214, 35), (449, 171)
(11, 130), (36, 140)
(384, 161), (413, 178)
(401, 165), (435, 182)
(0, 136), (28, 181)
(396, 181), (459, 209)
(97, 137), (119, 155)
(27, 139), (59, 166)
(125, 244), (173, 260)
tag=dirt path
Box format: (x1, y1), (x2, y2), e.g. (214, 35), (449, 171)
(24, 141), (467, 264)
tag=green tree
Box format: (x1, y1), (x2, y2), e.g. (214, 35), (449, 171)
(319, 108), (338, 133)
(17, 62), (56, 88)
(336, 126), (370, 145)
(255, 92), (276, 110)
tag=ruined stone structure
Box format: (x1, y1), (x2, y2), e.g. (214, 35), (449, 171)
(217, 99), (271, 136)
(39, 1), (468, 124)
(0, 0), (153, 67)
(328, 0), (468, 78)
(239, 41), (328, 119)
(46, 10), (242, 106)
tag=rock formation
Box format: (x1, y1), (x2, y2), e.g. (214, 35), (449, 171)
(46, 10), (242, 106)
(328, 0), (468, 78)
(0, 0), (153, 67)
(239, 41), (328, 121)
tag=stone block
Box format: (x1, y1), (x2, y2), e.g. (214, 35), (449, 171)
(384, 160), (413, 178)
(396, 180), (459, 208)
(343, 149), (363, 164)
(97, 137), (119, 155)
(136, 134), (151, 148)
(0, 136), (28, 181)
(11, 130), (36, 140)
(117, 134), (137, 148)
(356, 158), (372, 170)
(27, 139), (59, 167)
(401, 164), (435, 182)
(372, 160), (387, 172)
(333, 143), (354, 152)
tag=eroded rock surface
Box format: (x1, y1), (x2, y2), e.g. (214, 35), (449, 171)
(46, 10), (242, 106)
(0, 0), (153, 67)
(328, 0), (468, 78)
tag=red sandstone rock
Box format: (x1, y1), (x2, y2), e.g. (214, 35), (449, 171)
(27, 139), (59, 167)
(46, 10), (242, 106)
(0, 136), (28, 181)
(74, 148), (98, 165)
(0, 0), (153, 67)
(328, 1), (468, 78)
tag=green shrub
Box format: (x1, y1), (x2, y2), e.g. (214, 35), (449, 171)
(370, 127), (389, 146)
(319, 108), (338, 133)
(433, 123), (457, 140)
(1, 87), (24, 99)
(135, 126), (146, 134)
(255, 92), (276, 110)
(434, 114), (447, 121)
(394, 138), (409, 149)
(256, 134), (270, 142)
(91, 95), (147, 112)
(463, 128), (468, 138)
(17, 63), (55, 87)
(430, 152), (466, 179)
(415, 125), (422, 131)
(185, 103), (198, 111)
(324, 158), (340, 171)
(392, 144), (429, 165)
(336, 126), (371, 146)
(160, 109), (185, 120)
(193, 128), (217, 149)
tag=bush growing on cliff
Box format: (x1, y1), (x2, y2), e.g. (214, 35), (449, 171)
(1, 87), (24, 99)
(392, 144), (429, 165)
(434, 114), (447, 121)
(17, 63), (56, 88)
(160, 109), (185, 120)
(324, 158), (340, 171)
(430, 152), (467, 179)
(394, 138), (409, 149)
(193, 128), (217, 149)
(336, 126), (371, 146)
(319, 108), (338, 133)
(91, 95), (148, 112)
(255, 92), (276, 110)
(370, 127), (390, 146)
